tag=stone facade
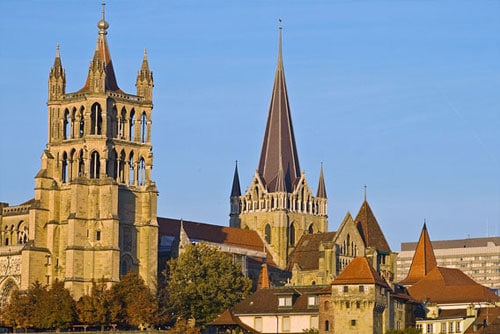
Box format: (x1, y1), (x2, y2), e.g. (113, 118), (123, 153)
(0, 7), (158, 304)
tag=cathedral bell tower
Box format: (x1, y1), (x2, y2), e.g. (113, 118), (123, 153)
(27, 4), (158, 298)
(230, 27), (328, 269)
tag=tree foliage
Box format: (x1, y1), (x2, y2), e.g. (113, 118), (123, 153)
(164, 242), (252, 326)
(76, 281), (119, 329)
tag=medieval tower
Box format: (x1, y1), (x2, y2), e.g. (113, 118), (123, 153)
(230, 28), (328, 269)
(0, 5), (158, 301)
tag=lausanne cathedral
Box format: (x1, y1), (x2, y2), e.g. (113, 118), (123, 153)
(0, 5), (399, 306)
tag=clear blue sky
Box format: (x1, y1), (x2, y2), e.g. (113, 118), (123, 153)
(0, 1), (499, 250)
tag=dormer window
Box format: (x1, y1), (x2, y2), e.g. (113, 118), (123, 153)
(278, 295), (293, 308)
(307, 295), (319, 308)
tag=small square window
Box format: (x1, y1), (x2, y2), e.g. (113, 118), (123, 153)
(359, 285), (364, 292)
(351, 319), (356, 326)
(343, 286), (348, 292)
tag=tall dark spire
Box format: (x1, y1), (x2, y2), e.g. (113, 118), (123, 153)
(316, 164), (327, 198)
(257, 25), (301, 193)
(231, 161), (241, 197)
(79, 3), (120, 93)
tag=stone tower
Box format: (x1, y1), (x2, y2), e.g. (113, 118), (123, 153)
(23, 5), (158, 298)
(230, 28), (328, 269)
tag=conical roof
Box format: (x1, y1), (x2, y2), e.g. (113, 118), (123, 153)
(354, 200), (391, 252)
(79, 4), (121, 93)
(399, 223), (437, 286)
(257, 27), (301, 193)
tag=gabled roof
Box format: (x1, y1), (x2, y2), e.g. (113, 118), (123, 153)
(407, 266), (500, 304)
(79, 5), (121, 93)
(232, 286), (326, 315)
(354, 200), (391, 252)
(287, 232), (336, 271)
(209, 309), (259, 333)
(257, 28), (301, 193)
(332, 256), (389, 288)
(399, 223), (437, 286)
(158, 217), (275, 265)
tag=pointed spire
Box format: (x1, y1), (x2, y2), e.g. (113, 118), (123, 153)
(178, 219), (190, 254)
(48, 44), (66, 100)
(231, 161), (241, 197)
(136, 48), (154, 101)
(79, 3), (120, 93)
(316, 163), (327, 198)
(354, 200), (391, 252)
(257, 263), (270, 290)
(257, 24), (301, 193)
(400, 222), (438, 286)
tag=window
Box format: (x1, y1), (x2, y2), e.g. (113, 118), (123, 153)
(96, 230), (101, 241)
(289, 223), (295, 246)
(448, 322), (454, 332)
(456, 321), (461, 332)
(426, 324), (433, 333)
(325, 320), (330, 331)
(138, 158), (146, 185)
(310, 316), (318, 330)
(359, 285), (364, 292)
(140, 112), (147, 143)
(90, 103), (102, 135)
(308, 295), (319, 307)
(254, 317), (262, 331)
(346, 301), (350, 309)
(90, 151), (100, 179)
(350, 319), (356, 326)
(440, 323), (446, 333)
(278, 296), (293, 308)
(356, 301), (360, 309)
(282, 316), (290, 332)
(343, 286), (349, 292)
(265, 224), (271, 244)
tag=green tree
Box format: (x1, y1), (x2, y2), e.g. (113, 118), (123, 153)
(111, 271), (158, 328)
(76, 281), (119, 330)
(43, 280), (76, 330)
(164, 242), (252, 327)
(2, 281), (49, 330)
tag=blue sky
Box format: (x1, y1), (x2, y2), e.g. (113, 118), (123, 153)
(0, 1), (499, 250)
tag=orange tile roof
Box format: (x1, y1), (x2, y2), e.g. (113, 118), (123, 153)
(407, 267), (500, 304)
(158, 217), (276, 265)
(354, 201), (391, 252)
(399, 223), (437, 286)
(287, 232), (336, 271)
(464, 307), (500, 334)
(332, 256), (389, 288)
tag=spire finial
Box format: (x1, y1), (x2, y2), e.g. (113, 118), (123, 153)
(56, 43), (60, 58)
(364, 184), (367, 202)
(143, 48), (148, 59)
(278, 19), (283, 61)
(97, 2), (109, 35)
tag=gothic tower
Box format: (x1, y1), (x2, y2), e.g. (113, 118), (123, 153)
(230, 28), (328, 269)
(24, 5), (158, 298)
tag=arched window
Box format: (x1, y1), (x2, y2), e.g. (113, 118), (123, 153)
(79, 107), (85, 137)
(90, 103), (102, 135)
(61, 152), (68, 183)
(107, 149), (118, 179)
(325, 320), (330, 331)
(129, 109), (135, 141)
(78, 150), (85, 177)
(265, 224), (271, 244)
(289, 223), (295, 246)
(119, 108), (127, 138)
(140, 112), (147, 143)
(63, 109), (71, 139)
(90, 151), (100, 179)
(119, 150), (126, 183)
(128, 152), (134, 185)
(347, 234), (351, 256)
(138, 158), (146, 185)
(308, 224), (314, 234)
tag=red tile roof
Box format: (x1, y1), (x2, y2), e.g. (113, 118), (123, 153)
(287, 232), (336, 271)
(158, 217), (276, 265)
(399, 223), (437, 286)
(332, 256), (389, 288)
(464, 307), (500, 334)
(354, 201), (391, 252)
(232, 286), (326, 315)
(407, 267), (500, 304)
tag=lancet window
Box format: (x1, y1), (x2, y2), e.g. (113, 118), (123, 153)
(129, 109), (135, 141)
(138, 157), (146, 185)
(78, 107), (85, 137)
(90, 151), (100, 179)
(63, 109), (71, 139)
(90, 103), (102, 135)
(61, 152), (68, 183)
(265, 224), (272, 244)
(140, 112), (147, 143)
